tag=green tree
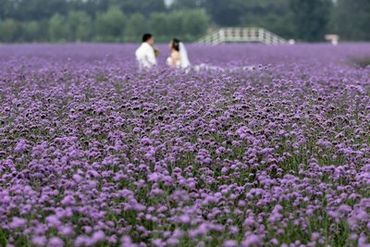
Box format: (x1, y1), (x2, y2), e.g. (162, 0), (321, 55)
(0, 19), (20, 42)
(170, 0), (205, 9)
(203, 0), (246, 26)
(149, 9), (209, 42)
(95, 7), (125, 42)
(69, 0), (110, 18)
(111, 0), (166, 16)
(48, 14), (68, 42)
(332, 0), (370, 41)
(67, 10), (92, 41)
(22, 20), (41, 42)
(165, 11), (185, 38)
(124, 13), (148, 42)
(289, 0), (332, 41)
(181, 9), (209, 40)
(240, 0), (294, 39)
(0, 0), (68, 21)
(149, 12), (170, 42)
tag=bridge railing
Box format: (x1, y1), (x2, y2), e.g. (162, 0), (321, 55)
(198, 27), (287, 45)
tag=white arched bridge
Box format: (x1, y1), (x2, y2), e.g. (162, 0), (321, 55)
(198, 27), (287, 45)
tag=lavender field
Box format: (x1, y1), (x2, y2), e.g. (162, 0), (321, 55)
(0, 44), (369, 247)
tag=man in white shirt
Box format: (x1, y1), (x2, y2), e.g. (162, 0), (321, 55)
(135, 33), (157, 70)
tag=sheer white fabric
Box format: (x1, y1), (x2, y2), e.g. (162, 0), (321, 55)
(179, 42), (190, 69)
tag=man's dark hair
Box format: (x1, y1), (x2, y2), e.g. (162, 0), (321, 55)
(142, 33), (153, 42)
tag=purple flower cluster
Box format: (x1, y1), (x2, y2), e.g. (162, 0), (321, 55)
(0, 43), (369, 246)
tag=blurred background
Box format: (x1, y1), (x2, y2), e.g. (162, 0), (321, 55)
(0, 0), (369, 43)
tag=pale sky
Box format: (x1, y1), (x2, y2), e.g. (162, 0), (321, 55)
(164, 0), (174, 7)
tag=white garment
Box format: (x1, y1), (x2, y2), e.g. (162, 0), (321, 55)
(193, 64), (256, 72)
(166, 56), (181, 68)
(179, 42), (190, 69)
(135, 42), (157, 70)
(166, 42), (191, 70)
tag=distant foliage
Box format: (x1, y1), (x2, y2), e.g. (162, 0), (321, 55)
(149, 9), (209, 42)
(0, 2), (210, 43)
(48, 14), (68, 42)
(332, 0), (370, 41)
(172, 0), (370, 42)
(67, 11), (92, 42)
(0, 0), (369, 42)
(289, 0), (332, 42)
(0, 19), (20, 42)
(95, 8), (126, 42)
(124, 13), (148, 42)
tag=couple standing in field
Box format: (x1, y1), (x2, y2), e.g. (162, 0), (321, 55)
(135, 33), (191, 71)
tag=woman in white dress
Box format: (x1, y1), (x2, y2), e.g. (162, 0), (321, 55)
(166, 38), (191, 70)
(165, 38), (254, 73)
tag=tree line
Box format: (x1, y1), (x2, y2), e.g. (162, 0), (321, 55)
(0, 0), (369, 43)
(0, 4), (209, 43)
(172, 0), (370, 41)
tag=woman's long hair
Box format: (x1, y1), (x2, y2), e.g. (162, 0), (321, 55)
(171, 38), (180, 51)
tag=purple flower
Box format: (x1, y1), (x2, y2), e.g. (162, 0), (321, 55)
(1, 43), (369, 246)
(224, 240), (238, 247)
(61, 195), (75, 206)
(46, 215), (61, 228)
(178, 214), (191, 224)
(91, 231), (106, 244)
(242, 234), (261, 247)
(32, 236), (47, 246)
(10, 217), (27, 229)
(14, 139), (28, 153)
(48, 237), (64, 247)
